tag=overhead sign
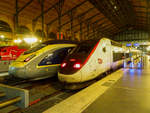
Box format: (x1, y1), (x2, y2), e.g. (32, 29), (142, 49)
(133, 43), (139, 47)
(126, 43), (131, 47)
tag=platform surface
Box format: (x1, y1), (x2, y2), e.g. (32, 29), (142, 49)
(43, 56), (150, 113)
(83, 56), (150, 113)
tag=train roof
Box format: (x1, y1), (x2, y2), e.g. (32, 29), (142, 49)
(80, 39), (100, 44)
(42, 40), (78, 45)
(79, 38), (122, 47)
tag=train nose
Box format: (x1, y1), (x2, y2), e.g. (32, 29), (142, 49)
(8, 66), (25, 78)
(59, 53), (86, 75)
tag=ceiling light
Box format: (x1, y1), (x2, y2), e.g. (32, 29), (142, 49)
(24, 37), (38, 44)
(14, 39), (22, 43)
(0, 35), (4, 38)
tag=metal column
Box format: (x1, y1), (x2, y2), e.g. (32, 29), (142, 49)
(86, 20), (90, 40)
(68, 10), (76, 40)
(14, 0), (33, 33)
(55, 0), (64, 40)
(15, 0), (19, 32)
(41, 0), (44, 40)
(78, 16), (83, 41)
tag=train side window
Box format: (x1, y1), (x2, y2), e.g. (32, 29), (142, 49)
(2, 49), (7, 52)
(38, 47), (73, 66)
(38, 53), (53, 66)
(103, 47), (106, 52)
(113, 52), (124, 62)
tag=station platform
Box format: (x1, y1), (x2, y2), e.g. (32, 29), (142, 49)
(44, 56), (150, 113)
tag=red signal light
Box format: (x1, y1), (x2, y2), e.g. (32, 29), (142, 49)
(61, 62), (67, 68)
(73, 63), (81, 69)
(69, 59), (76, 61)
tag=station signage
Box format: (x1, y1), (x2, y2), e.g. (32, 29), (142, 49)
(126, 43), (131, 47)
(126, 43), (139, 47)
(133, 43), (139, 47)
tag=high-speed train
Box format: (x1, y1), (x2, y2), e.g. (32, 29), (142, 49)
(9, 40), (77, 80)
(58, 38), (141, 85)
(0, 46), (26, 60)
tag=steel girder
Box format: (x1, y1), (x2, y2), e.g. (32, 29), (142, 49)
(47, 0), (87, 26)
(88, 0), (136, 32)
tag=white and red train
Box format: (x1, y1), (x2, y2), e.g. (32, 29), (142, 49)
(58, 38), (141, 86)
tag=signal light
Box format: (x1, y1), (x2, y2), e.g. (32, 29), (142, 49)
(69, 59), (76, 61)
(73, 63), (81, 69)
(61, 62), (67, 68)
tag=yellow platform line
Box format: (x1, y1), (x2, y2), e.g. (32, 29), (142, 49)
(43, 68), (128, 113)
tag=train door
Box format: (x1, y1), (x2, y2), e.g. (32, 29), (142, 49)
(105, 40), (111, 71)
(88, 53), (97, 78)
(96, 39), (111, 74)
(100, 40), (108, 72)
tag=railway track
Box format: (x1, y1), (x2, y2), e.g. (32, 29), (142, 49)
(0, 76), (79, 113)
(0, 67), (120, 113)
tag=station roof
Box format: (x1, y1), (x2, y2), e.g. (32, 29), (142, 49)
(0, 0), (149, 38)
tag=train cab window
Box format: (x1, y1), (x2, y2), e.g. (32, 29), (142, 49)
(38, 47), (73, 66)
(2, 49), (7, 52)
(72, 40), (97, 55)
(102, 47), (106, 52)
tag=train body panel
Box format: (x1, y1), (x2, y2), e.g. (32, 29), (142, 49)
(58, 71), (82, 83)
(80, 38), (112, 82)
(9, 40), (77, 79)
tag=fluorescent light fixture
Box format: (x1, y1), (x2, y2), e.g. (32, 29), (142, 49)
(14, 39), (22, 43)
(0, 35), (4, 38)
(24, 37), (38, 44)
(147, 46), (150, 51)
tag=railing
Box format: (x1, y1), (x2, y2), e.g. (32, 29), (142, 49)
(0, 84), (29, 109)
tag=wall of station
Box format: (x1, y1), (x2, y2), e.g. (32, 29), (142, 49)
(0, 14), (80, 46)
(0, 14), (59, 46)
(113, 30), (149, 42)
(0, 14), (48, 39)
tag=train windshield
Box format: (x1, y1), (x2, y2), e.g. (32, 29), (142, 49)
(38, 47), (73, 66)
(24, 44), (47, 55)
(71, 40), (98, 55)
(23, 40), (76, 55)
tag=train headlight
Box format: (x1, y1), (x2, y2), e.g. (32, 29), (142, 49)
(73, 63), (81, 69)
(24, 54), (36, 62)
(61, 62), (67, 68)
